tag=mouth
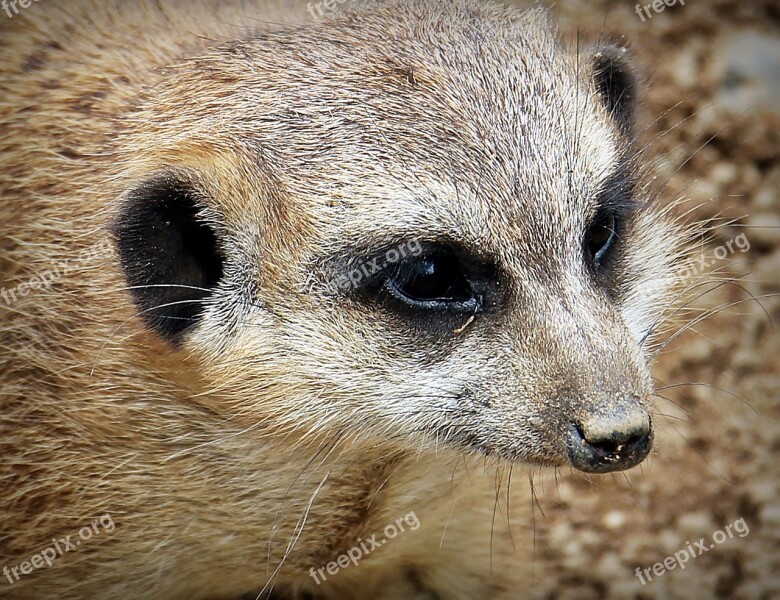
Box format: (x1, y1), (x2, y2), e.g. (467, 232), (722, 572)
(443, 415), (653, 474)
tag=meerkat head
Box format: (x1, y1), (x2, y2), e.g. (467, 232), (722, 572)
(113, 2), (687, 474)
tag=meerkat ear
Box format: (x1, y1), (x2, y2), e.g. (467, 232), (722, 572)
(113, 173), (225, 344)
(590, 44), (637, 135)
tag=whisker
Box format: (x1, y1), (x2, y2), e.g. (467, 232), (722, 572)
(652, 292), (778, 360)
(656, 382), (759, 416)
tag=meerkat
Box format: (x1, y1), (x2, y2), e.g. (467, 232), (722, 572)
(0, 0), (692, 598)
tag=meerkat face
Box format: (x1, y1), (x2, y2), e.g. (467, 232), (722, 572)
(115, 3), (686, 474)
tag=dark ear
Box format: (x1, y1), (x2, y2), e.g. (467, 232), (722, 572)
(113, 173), (224, 344)
(590, 44), (637, 135)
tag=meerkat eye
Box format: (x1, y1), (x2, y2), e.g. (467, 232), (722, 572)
(384, 250), (480, 312)
(585, 208), (618, 266)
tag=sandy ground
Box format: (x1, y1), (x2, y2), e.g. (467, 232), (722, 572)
(513, 1), (780, 598)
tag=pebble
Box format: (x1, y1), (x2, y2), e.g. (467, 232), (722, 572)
(744, 213), (780, 246)
(717, 31), (780, 115)
(677, 511), (714, 535)
(604, 511), (627, 530)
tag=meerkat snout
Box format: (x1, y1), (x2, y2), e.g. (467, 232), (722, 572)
(566, 396), (653, 473)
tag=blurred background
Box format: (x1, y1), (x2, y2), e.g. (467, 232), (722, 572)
(518, 1), (780, 598)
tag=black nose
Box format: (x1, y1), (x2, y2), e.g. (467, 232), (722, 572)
(566, 406), (652, 473)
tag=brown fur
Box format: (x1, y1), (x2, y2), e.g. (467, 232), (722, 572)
(0, 1), (693, 598)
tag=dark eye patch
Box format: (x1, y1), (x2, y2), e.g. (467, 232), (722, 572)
(586, 207), (618, 266)
(384, 247), (481, 313)
(316, 238), (498, 321)
(584, 165), (642, 272)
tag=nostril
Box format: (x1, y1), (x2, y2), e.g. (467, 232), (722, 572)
(566, 412), (653, 474)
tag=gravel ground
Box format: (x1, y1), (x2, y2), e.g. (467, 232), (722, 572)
(516, 1), (780, 598)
